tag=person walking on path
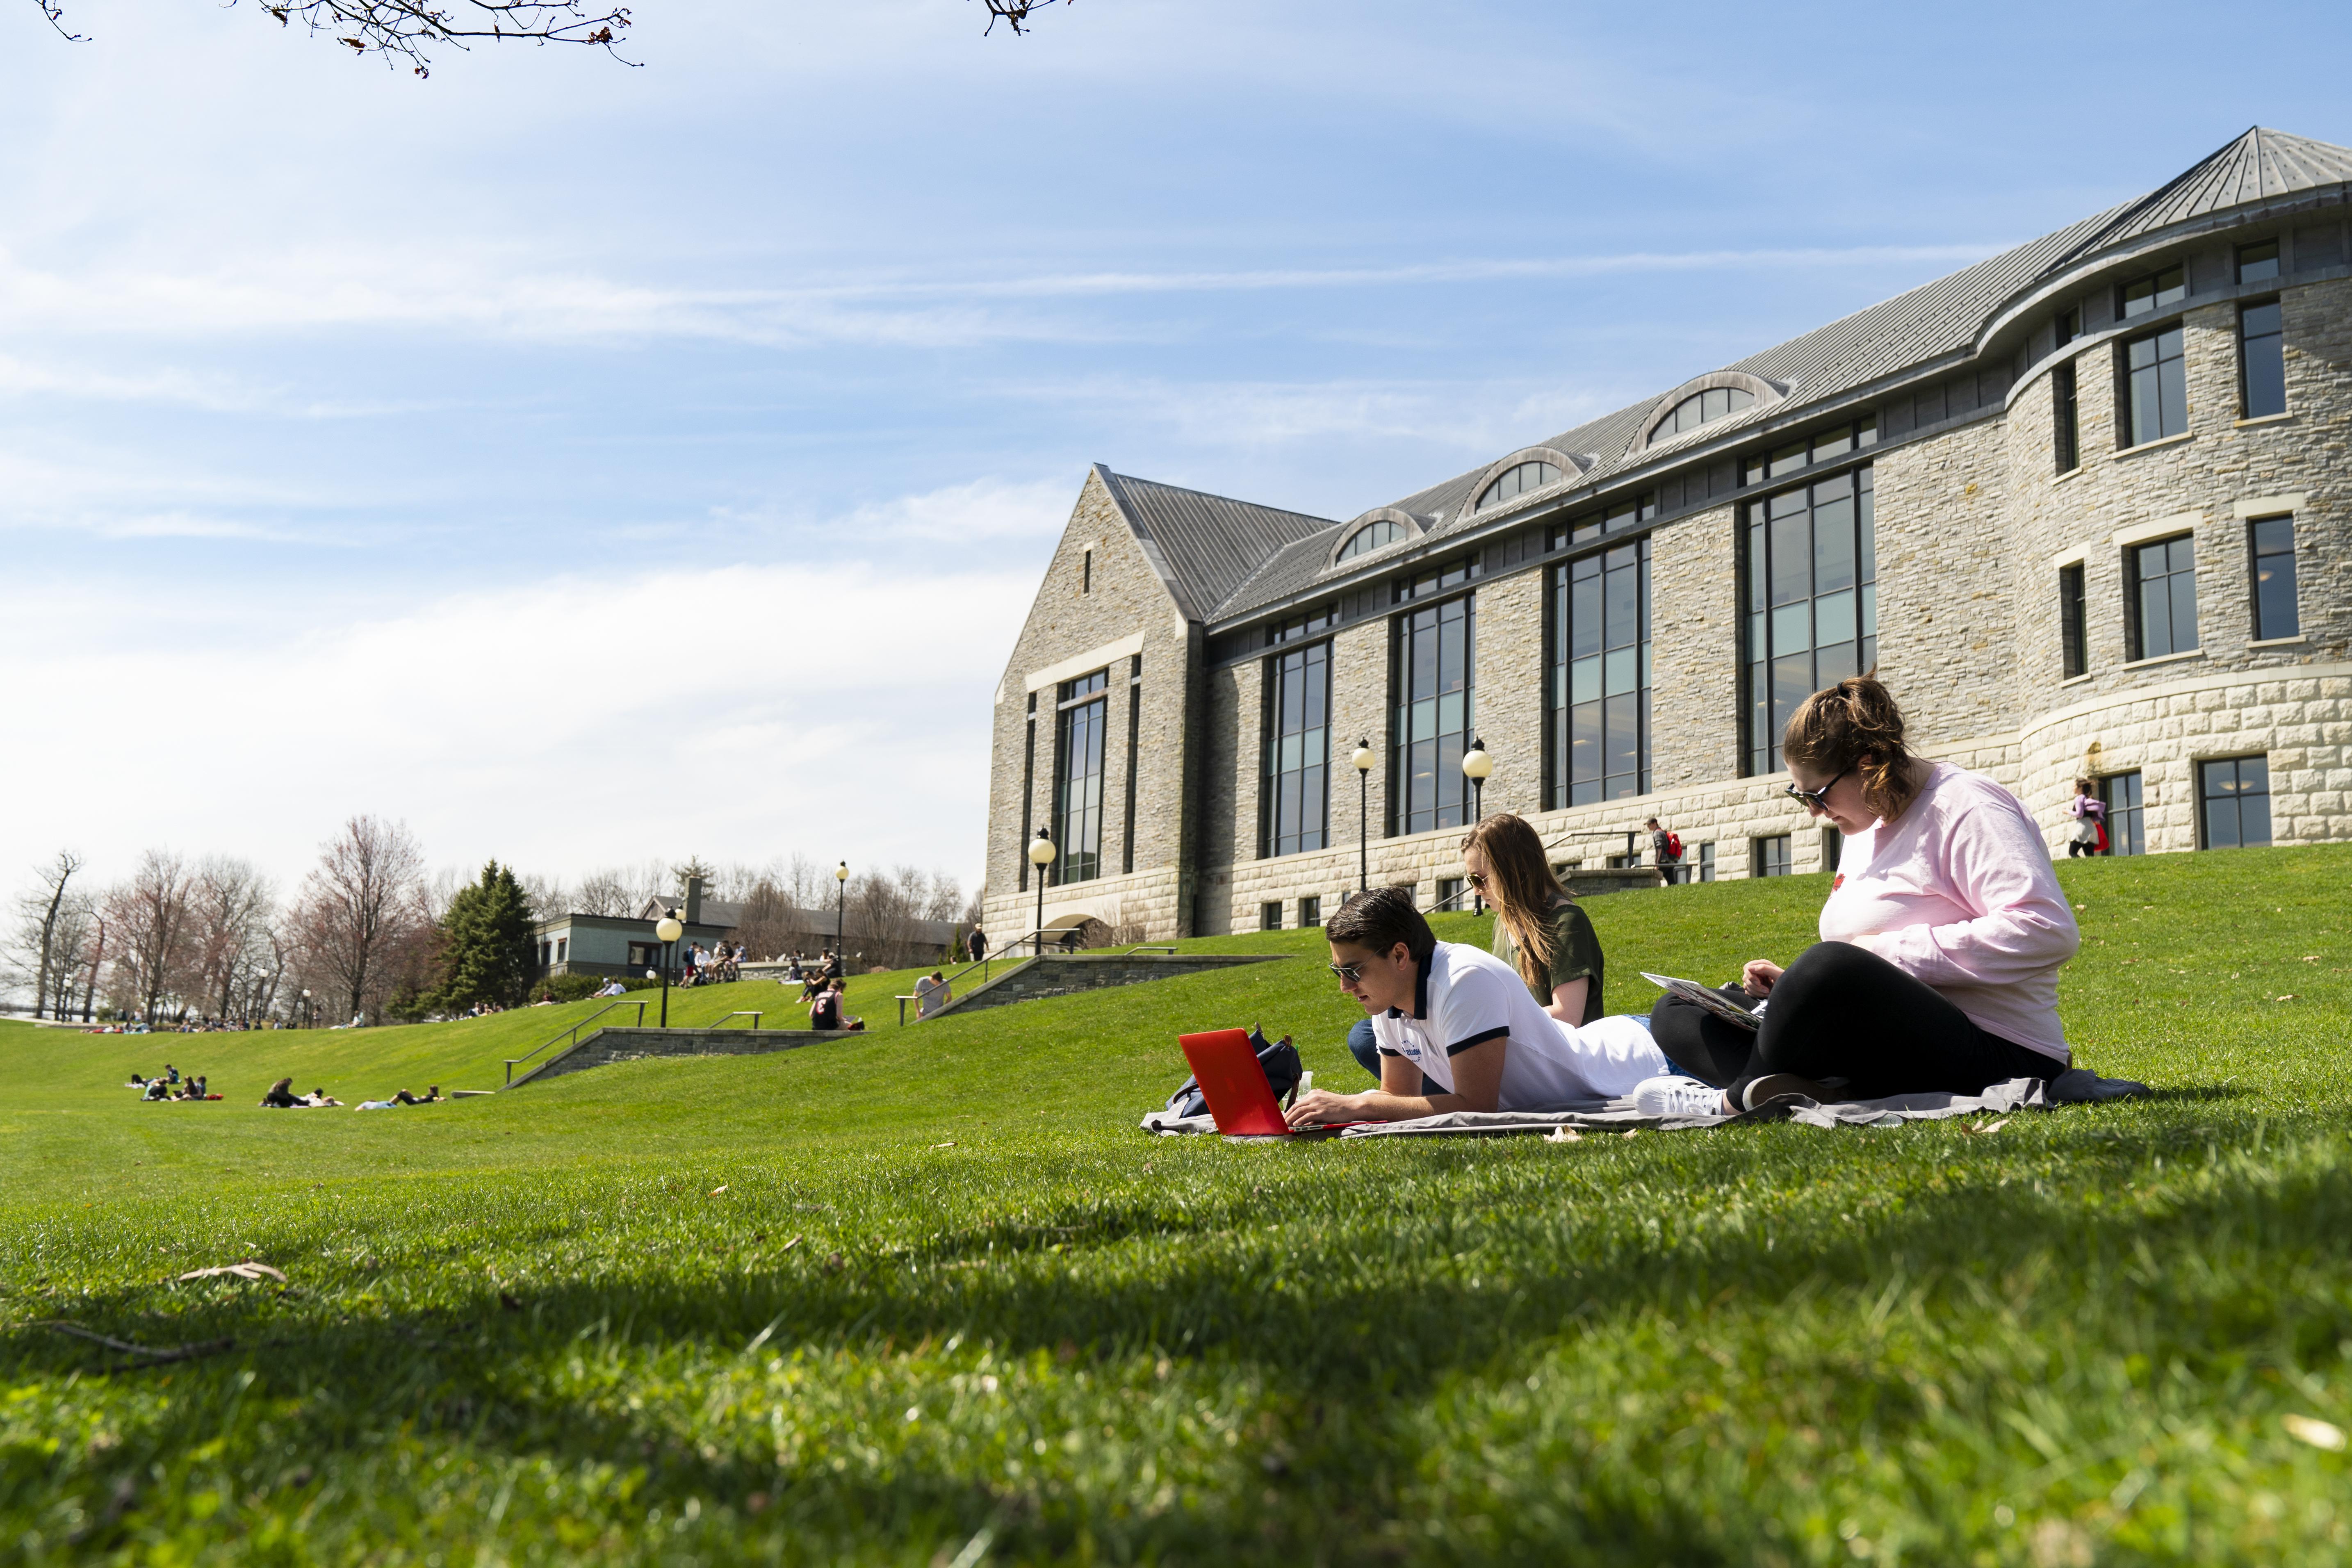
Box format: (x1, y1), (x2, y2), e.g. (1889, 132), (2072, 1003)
(1646, 818), (1684, 884)
(967, 928), (989, 964)
(2067, 778), (2108, 857)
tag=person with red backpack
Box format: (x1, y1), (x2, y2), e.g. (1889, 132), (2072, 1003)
(1646, 818), (1686, 884)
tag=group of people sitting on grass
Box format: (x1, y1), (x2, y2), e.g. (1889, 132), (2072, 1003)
(259, 1079), (342, 1108)
(130, 1066), (217, 1101)
(677, 942), (747, 987)
(1285, 675), (2081, 1128)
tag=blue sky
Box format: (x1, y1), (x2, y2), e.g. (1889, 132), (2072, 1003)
(3, 0), (2347, 901)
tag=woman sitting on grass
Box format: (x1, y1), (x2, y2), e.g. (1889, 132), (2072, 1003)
(1637, 675), (2079, 1117)
(1289, 886), (1666, 1126)
(1342, 813), (1607, 1084)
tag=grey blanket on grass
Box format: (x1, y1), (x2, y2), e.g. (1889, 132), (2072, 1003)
(1136, 1068), (2151, 1139)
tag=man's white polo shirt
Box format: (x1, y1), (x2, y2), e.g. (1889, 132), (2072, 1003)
(1369, 941), (1666, 1107)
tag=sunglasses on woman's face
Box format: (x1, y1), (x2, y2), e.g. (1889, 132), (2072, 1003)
(1785, 765), (1854, 814)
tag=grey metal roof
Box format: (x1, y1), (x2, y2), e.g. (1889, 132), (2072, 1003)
(1097, 467), (1338, 618)
(1108, 127), (2352, 627)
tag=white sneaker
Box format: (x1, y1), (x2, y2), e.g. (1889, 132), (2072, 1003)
(1631, 1076), (1728, 1118)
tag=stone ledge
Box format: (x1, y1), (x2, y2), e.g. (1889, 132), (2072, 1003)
(508, 1026), (866, 1087)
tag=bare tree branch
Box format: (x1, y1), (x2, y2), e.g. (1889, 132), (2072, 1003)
(974, 0), (1068, 36)
(35, 0), (634, 77)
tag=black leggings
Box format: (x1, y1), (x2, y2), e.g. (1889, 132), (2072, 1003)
(1646, 941), (2062, 1104)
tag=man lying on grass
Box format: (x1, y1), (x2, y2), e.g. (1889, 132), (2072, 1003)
(1286, 886), (1671, 1126)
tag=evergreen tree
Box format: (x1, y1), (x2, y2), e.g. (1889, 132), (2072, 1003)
(423, 861), (538, 1014)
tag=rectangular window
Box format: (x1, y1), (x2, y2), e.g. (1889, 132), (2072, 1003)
(2052, 360), (2080, 473)
(627, 941), (657, 968)
(2126, 535), (2197, 660)
(2199, 756), (2272, 849)
(2060, 562), (2088, 679)
(2101, 772), (2144, 857)
(2237, 239), (2280, 284)
(1696, 842), (1716, 883)
(1260, 900), (1283, 932)
(556, 937), (567, 964)
(1822, 826), (1843, 870)
(1742, 465), (1875, 774)
(2119, 264), (2186, 320)
(1753, 836), (1793, 878)
(1739, 415), (1877, 488)
(1053, 670), (1109, 884)
(2123, 326), (2188, 445)
(1299, 895), (1322, 929)
(1081, 548), (1093, 595)
(2055, 303), (2082, 348)
(1548, 538), (1651, 806)
(1392, 591), (1475, 834)
(1268, 605), (1338, 645)
(1434, 876), (1465, 910)
(1121, 656), (1142, 874)
(1393, 557), (1479, 604)
(2250, 516), (2299, 640)
(2240, 299), (2285, 418)
(1549, 493), (1655, 550)
(1262, 640), (1331, 857)
(1019, 693), (1037, 892)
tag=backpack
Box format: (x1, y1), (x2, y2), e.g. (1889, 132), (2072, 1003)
(1665, 832), (1683, 859)
(1163, 1026), (1303, 1119)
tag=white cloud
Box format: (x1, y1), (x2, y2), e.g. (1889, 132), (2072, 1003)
(0, 554), (1034, 901)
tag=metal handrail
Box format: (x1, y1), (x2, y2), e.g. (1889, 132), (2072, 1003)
(714, 1010), (762, 1030)
(504, 998), (646, 1085)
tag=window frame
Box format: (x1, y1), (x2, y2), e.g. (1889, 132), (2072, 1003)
(2248, 514), (2300, 641)
(2052, 359), (2080, 474)
(1696, 842), (1716, 882)
(1656, 385), (1757, 440)
(2238, 296), (2286, 419)
(1753, 835), (1793, 878)
(1299, 895), (1322, 929)
(1389, 586), (1477, 836)
(1475, 460), (1564, 512)
(2119, 324), (2188, 448)
(2100, 771), (2145, 857)
(1740, 463), (1876, 775)
(2124, 533), (2198, 661)
(1546, 534), (1652, 809)
(1739, 415), (1878, 488)
(2197, 755), (2272, 850)
(2059, 561), (2088, 679)
(2236, 239), (2281, 285)
(1260, 900), (1283, 932)
(2117, 262), (2187, 321)
(1051, 669), (1111, 885)
(1336, 520), (1407, 563)
(1260, 636), (1332, 859)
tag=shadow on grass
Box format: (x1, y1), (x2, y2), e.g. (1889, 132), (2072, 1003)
(2135, 1083), (2258, 1103)
(9, 1110), (2351, 1560)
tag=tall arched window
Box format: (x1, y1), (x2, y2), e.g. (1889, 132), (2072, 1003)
(1336, 519), (1406, 561)
(1659, 385), (1755, 437)
(1475, 460), (1561, 511)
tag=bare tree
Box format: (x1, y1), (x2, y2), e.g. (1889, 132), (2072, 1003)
(516, 870), (568, 921)
(5, 850), (82, 1018)
(572, 867), (635, 918)
(34, 0), (633, 78)
(292, 814), (427, 1024)
(183, 858), (277, 1022)
(101, 851), (197, 1025)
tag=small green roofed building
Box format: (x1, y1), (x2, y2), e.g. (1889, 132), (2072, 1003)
(530, 877), (740, 981)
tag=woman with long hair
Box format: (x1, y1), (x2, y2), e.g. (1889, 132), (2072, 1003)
(1638, 675), (2079, 1116)
(1461, 812), (1604, 1025)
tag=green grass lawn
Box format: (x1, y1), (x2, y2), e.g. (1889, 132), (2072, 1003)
(5, 847), (2350, 1564)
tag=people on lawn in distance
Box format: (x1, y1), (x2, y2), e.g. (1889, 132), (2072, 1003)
(1288, 885), (1668, 1126)
(1341, 813), (1609, 1088)
(1636, 674), (2080, 1117)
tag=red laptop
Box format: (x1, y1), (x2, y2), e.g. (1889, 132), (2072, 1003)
(1178, 1028), (1363, 1139)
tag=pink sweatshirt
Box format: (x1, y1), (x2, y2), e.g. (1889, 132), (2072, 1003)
(1819, 762), (2079, 1061)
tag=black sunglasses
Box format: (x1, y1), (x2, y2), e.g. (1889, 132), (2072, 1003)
(1328, 960), (1366, 984)
(1785, 765), (1854, 813)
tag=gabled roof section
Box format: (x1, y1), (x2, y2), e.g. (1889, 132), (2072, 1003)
(1096, 466), (1338, 622)
(2066, 127), (2352, 256)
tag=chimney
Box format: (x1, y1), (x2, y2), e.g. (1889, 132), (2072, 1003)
(684, 876), (704, 927)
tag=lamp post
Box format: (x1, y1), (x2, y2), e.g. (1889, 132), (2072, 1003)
(1351, 737), (1375, 896)
(299, 988), (310, 1030)
(834, 861), (848, 976)
(1028, 829), (1057, 953)
(1461, 738), (1494, 912)
(655, 910), (683, 1027)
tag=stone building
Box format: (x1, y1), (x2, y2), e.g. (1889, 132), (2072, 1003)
(982, 128), (2352, 941)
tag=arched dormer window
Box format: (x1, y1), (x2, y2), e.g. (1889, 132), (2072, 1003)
(1636, 371), (1782, 451)
(1476, 460), (1561, 511)
(1336, 519), (1407, 561)
(1660, 386), (1753, 435)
